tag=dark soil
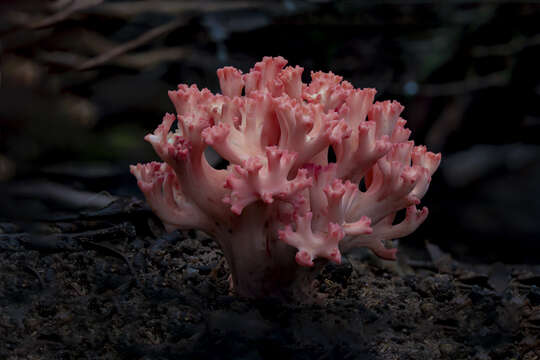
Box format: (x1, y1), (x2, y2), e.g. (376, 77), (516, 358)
(2, 1), (540, 359)
(1, 198), (539, 360)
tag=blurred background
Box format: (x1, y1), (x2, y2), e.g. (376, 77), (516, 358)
(1, 0), (539, 264)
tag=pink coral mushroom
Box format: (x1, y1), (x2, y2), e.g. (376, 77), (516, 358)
(130, 56), (441, 299)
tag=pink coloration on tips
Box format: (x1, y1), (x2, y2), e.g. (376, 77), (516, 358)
(145, 113), (175, 144)
(167, 137), (192, 161)
(130, 162), (211, 232)
(328, 119), (351, 145)
(304, 71), (353, 112)
(295, 250), (314, 267)
(391, 118), (412, 143)
(223, 147), (313, 215)
(131, 56), (441, 299)
(279, 66), (304, 100)
(278, 212), (345, 267)
(245, 56), (288, 97)
(343, 88), (376, 130)
(217, 66), (244, 98)
(368, 100), (405, 138)
(201, 122), (230, 146)
(412, 145), (442, 176)
(343, 216), (373, 236)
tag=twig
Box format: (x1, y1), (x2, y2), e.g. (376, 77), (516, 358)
(40, 47), (190, 69)
(425, 96), (471, 151)
(49, 0), (74, 11)
(87, 1), (266, 18)
(77, 17), (188, 70)
(113, 47), (190, 69)
(8, 181), (117, 210)
(83, 241), (140, 287)
(38, 51), (88, 68)
(67, 222), (136, 243)
(472, 33), (540, 57)
(418, 69), (510, 97)
(22, 264), (45, 289)
(13, 222), (135, 252)
(30, 0), (103, 29)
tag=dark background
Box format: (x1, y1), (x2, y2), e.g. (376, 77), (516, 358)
(1, 0), (539, 264)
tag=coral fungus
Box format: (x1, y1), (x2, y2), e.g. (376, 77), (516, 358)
(131, 57), (441, 299)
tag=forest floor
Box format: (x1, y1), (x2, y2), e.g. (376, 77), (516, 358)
(1, 198), (539, 360)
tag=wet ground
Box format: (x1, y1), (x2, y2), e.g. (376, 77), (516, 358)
(1, 198), (539, 359)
